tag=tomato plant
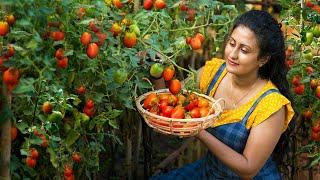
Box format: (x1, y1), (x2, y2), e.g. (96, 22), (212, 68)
(0, 0), (238, 179)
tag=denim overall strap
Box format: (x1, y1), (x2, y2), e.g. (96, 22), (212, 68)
(241, 88), (280, 125)
(206, 63), (226, 96)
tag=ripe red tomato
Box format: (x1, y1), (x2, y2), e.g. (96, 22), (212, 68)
(190, 107), (201, 118)
(77, 7), (86, 19)
(162, 106), (174, 117)
(50, 31), (65, 41)
(123, 31), (137, 48)
(95, 32), (107, 46)
(86, 43), (99, 59)
(143, 93), (159, 109)
(158, 100), (168, 112)
(184, 99), (198, 111)
(26, 157), (36, 168)
(57, 56), (68, 69)
(6, 14), (15, 26)
(89, 21), (100, 33)
(3, 67), (19, 92)
(110, 23), (122, 36)
(40, 134), (48, 148)
(162, 66), (175, 81)
(72, 152), (81, 163)
(185, 37), (192, 44)
(168, 94), (178, 106)
(143, 0), (153, 10)
(42, 101), (53, 114)
(316, 86), (320, 99)
(0, 21), (9, 36)
(154, 0), (166, 9)
(85, 99), (95, 109)
(305, 66), (314, 74)
(83, 106), (95, 117)
(190, 37), (201, 50)
(177, 94), (187, 105)
(159, 93), (170, 102)
(291, 75), (301, 86)
(179, 3), (189, 11)
(306, 1), (314, 8)
(113, 0), (123, 8)
(302, 110), (312, 120)
(310, 79), (318, 90)
(285, 60), (294, 69)
(64, 165), (73, 177)
(76, 85), (86, 95)
(199, 107), (211, 117)
(198, 97), (209, 108)
(293, 84), (304, 95)
(195, 33), (205, 43)
(4, 45), (14, 58)
(11, 126), (18, 141)
(30, 148), (39, 160)
(312, 121), (320, 133)
(311, 131), (320, 141)
(171, 106), (185, 119)
(55, 48), (64, 60)
(186, 9), (196, 21)
(169, 79), (181, 95)
(80, 32), (91, 45)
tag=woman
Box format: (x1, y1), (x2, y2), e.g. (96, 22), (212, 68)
(151, 10), (295, 179)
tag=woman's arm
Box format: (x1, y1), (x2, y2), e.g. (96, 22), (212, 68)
(196, 107), (285, 179)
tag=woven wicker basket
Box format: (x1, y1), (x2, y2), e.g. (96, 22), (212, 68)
(135, 89), (224, 137)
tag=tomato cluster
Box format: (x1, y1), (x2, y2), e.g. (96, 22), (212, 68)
(311, 120), (320, 141)
(26, 148), (39, 168)
(143, 0), (166, 10)
(64, 164), (74, 180)
(83, 99), (95, 117)
(143, 92), (214, 119)
(186, 33), (205, 50)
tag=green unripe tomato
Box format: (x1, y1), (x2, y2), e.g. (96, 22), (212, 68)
(304, 31), (314, 46)
(48, 111), (63, 122)
(113, 69), (128, 84)
(150, 63), (164, 78)
(303, 52), (313, 61)
(311, 25), (320, 38)
(80, 113), (90, 122)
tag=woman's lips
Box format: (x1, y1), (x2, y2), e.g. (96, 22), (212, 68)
(227, 58), (239, 66)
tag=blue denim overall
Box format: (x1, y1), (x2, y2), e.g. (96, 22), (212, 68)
(151, 63), (282, 180)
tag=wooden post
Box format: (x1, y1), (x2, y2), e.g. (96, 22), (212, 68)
(0, 94), (12, 180)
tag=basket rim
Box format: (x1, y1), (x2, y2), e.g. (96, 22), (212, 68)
(135, 88), (224, 122)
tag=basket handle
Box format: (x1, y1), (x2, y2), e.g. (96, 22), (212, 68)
(134, 77), (154, 100)
(213, 98), (225, 112)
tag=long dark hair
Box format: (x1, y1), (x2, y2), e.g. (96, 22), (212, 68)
(229, 10), (296, 176)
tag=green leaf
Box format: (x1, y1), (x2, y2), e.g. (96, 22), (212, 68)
(66, 129), (80, 147)
(30, 137), (43, 145)
(307, 154), (320, 168)
(47, 147), (58, 168)
(108, 119), (119, 129)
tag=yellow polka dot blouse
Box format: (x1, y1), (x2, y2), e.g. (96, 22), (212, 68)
(200, 58), (295, 131)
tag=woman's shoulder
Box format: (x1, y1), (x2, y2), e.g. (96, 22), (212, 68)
(252, 81), (295, 131)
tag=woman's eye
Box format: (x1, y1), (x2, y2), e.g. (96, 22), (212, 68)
(241, 48), (248, 53)
(229, 41), (235, 46)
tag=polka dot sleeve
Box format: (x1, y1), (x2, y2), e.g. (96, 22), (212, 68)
(251, 93), (295, 132)
(199, 58), (225, 94)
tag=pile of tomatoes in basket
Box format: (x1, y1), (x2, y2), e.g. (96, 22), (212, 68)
(143, 64), (214, 119)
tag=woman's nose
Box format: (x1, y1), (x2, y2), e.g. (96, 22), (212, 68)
(229, 47), (238, 59)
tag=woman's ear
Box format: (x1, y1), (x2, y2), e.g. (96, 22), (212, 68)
(259, 56), (270, 67)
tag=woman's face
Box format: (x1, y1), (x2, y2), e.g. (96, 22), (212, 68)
(224, 25), (262, 77)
